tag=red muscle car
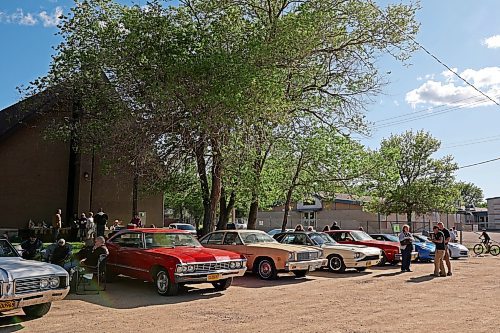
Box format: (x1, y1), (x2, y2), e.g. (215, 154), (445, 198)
(106, 228), (247, 296)
(326, 230), (403, 265)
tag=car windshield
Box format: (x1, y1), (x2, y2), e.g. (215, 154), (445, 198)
(145, 232), (200, 248)
(241, 232), (277, 244)
(0, 239), (19, 257)
(385, 235), (399, 242)
(174, 224), (195, 231)
(309, 233), (337, 245)
(351, 231), (374, 241)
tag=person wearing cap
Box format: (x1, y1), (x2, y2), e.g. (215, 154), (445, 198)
(50, 239), (72, 267)
(331, 221), (341, 230)
(20, 233), (43, 260)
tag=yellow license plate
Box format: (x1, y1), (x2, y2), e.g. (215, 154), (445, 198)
(207, 273), (220, 282)
(0, 300), (16, 311)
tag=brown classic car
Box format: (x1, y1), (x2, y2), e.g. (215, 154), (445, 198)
(199, 230), (326, 280)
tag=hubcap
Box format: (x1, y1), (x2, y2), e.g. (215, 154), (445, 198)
(157, 271), (168, 293)
(330, 257), (341, 270)
(259, 261), (272, 278)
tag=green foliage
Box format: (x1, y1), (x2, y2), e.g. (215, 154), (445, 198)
(455, 181), (485, 207)
(366, 130), (458, 221)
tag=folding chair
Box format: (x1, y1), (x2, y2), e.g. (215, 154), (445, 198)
(75, 254), (108, 295)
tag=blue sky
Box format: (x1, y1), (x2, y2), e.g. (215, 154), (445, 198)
(1, 1), (499, 199)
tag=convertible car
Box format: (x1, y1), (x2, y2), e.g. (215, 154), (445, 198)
(0, 238), (69, 318)
(106, 228), (247, 296)
(274, 231), (382, 272)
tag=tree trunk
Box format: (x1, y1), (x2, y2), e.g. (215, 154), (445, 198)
(406, 211), (412, 224)
(204, 141), (223, 235)
(132, 171), (139, 218)
(247, 142), (273, 229)
(247, 192), (259, 230)
(217, 188), (235, 230)
(194, 141), (211, 235)
(281, 152), (304, 231)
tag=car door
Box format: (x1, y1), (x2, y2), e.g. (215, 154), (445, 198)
(107, 232), (147, 279)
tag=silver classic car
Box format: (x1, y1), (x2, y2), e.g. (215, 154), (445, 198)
(0, 238), (70, 318)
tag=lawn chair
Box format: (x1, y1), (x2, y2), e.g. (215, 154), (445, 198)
(75, 254), (108, 295)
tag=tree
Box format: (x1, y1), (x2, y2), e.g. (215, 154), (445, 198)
(456, 181), (485, 207)
(367, 130), (458, 223)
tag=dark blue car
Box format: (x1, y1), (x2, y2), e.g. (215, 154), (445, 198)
(370, 233), (435, 262)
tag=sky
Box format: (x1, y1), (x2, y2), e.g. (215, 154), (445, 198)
(1, 0), (499, 199)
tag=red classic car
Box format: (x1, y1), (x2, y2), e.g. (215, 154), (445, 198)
(326, 230), (406, 265)
(106, 228), (247, 296)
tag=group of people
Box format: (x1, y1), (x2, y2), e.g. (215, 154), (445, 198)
(50, 208), (109, 242)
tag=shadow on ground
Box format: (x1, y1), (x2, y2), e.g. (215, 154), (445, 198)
(0, 315), (26, 332)
(406, 274), (438, 283)
(232, 273), (311, 288)
(308, 269), (372, 279)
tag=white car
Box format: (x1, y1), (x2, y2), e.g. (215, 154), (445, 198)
(0, 238), (70, 318)
(448, 242), (469, 259)
(168, 223), (197, 236)
(267, 228), (294, 236)
(274, 231), (382, 272)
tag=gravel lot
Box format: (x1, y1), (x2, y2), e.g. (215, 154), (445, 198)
(1, 232), (499, 333)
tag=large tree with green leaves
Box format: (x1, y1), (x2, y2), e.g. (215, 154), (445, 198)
(367, 130), (458, 223)
(455, 181), (485, 207)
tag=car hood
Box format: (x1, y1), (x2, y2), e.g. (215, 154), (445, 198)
(147, 247), (242, 263)
(0, 257), (68, 281)
(448, 243), (467, 251)
(246, 242), (320, 253)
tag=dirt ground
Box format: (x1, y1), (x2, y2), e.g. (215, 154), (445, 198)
(1, 232), (500, 333)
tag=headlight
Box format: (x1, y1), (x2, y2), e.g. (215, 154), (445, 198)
(318, 250), (324, 258)
(176, 265), (183, 273)
(49, 276), (60, 288)
(288, 252), (295, 261)
(229, 261), (236, 269)
(40, 278), (49, 289)
(182, 266), (188, 273)
(354, 252), (361, 259)
(187, 265), (195, 273)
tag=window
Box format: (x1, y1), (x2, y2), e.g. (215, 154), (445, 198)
(144, 233), (200, 248)
(206, 232), (224, 245)
(223, 232), (242, 245)
(111, 233), (143, 248)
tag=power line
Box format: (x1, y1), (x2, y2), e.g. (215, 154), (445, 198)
(459, 157), (500, 169)
(369, 2), (500, 107)
(442, 134), (500, 149)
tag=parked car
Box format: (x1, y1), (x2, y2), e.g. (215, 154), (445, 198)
(267, 228), (294, 236)
(0, 238), (70, 318)
(168, 223), (197, 236)
(106, 228), (247, 296)
(414, 234), (468, 259)
(371, 233), (435, 262)
(326, 230), (416, 265)
(274, 231), (382, 272)
(199, 230), (326, 280)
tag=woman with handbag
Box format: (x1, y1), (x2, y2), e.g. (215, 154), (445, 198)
(399, 224), (414, 272)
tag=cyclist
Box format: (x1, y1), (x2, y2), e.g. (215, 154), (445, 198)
(479, 229), (491, 252)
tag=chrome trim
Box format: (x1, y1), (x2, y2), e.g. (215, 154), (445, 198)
(174, 267), (247, 283)
(284, 258), (326, 271)
(0, 287), (69, 309)
(107, 262), (149, 272)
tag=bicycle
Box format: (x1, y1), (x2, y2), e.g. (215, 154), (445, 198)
(473, 242), (500, 256)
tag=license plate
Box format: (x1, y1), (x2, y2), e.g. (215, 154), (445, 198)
(207, 273), (220, 281)
(0, 300), (16, 311)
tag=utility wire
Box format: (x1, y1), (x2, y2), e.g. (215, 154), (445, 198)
(459, 157), (500, 169)
(369, 2), (500, 107)
(442, 134), (500, 149)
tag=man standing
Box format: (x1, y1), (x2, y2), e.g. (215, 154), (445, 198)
(438, 222), (452, 276)
(331, 221), (341, 230)
(430, 225), (446, 277)
(52, 209), (62, 242)
(94, 208), (108, 237)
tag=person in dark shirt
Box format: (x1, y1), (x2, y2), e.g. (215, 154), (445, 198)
(480, 229), (491, 250)
(51, 239), (72, 267)
(331, 221), (341, 230)
(94, 209), (109, 237)
(438, 222), (452, 276)
(79, 213), (88, 241)
(80, 236), (108, 267)
(430, 226), (446, 277)
(20, 234), (43, 260)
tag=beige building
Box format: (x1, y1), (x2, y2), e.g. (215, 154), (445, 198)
(0, 90), (163, 232)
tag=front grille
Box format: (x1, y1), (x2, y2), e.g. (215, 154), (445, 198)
(296, 251), (319, 261)
(15, 277), (42, 295)
(460, 251), (468, 255)
(362, 255), (380, 261)
(193, 262), (231, 272)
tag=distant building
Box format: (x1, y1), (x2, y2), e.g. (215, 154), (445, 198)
(486, 197), (500, 230)
(0, 89), (163, 231)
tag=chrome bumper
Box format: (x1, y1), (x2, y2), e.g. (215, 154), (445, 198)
(394, 252), (418, 261)
(285, 259), (327, 272)
(0, 287), (69, 310)
(174, 267), (247, 283)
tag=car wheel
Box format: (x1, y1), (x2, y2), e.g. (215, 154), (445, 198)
(327, 255), (346, 273)
(23, 302), (51, 319)
(256, 258), (278, 280)
(293, 270), (308, 278)
(212, 278), (233, 291)
(155, 268), (179, 296)
(355, 267), (367, 272)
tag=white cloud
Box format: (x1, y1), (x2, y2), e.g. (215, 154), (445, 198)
(39, 6), (63, 27)
(0, 8), (38, 25)
(393, 100), (399, 107)
(441, 68), (457, 83)
(405, 67), (500, 109)
(483, 35), (500, 49)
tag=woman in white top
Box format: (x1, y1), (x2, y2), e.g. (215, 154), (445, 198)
(398, 224), (414, 272)
(86, 212), (95, 239)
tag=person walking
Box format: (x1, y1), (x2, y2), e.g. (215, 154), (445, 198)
(398, 224), (414, 272)
(430, 226), (446, 277)
(52, 209), (62, 242)
(86, 212), (95, 239)
(322, 225), (330, 232)
(79, 213), (87, 241)
(438, 222), (452, 276)
(94, 208), (109, 237)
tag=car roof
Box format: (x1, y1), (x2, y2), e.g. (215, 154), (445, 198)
(117, 228), (188, 233)
(210, 229), (265, 233)
(327, 230), (358, 233)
